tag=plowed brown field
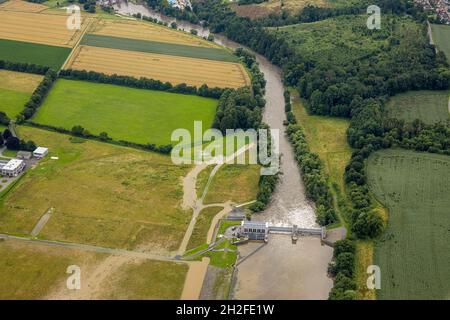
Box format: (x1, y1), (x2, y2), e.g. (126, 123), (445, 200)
(65, 45), (250, 89)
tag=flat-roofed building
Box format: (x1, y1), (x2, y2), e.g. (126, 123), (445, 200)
(0, 159), (25, 177)
(17, 151), (32, 160)
(237, 220), (269, 242)
(33, 147), (48, 159)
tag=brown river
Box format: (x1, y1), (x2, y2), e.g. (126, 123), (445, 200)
(113, 0), (333, 299)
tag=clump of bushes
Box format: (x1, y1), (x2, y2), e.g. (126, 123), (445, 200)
(328, 239), (357, 300)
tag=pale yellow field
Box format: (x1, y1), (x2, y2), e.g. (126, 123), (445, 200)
(0, 69), (43, 92)
(0, 0), (46, 13)
(90, 18), (218, 48)
(66, 45), (250, 89)
(0, 10), (91, 47)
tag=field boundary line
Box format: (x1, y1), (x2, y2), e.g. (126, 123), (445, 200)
(61, 17), (94, 70)
(0, 233), (189, 264)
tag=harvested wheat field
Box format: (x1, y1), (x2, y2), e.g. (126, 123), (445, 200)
(90, 18), (217, 48)
(66, 46), (250, 88)
(0, 10), (91, 47)
(0, 0), (46, 13)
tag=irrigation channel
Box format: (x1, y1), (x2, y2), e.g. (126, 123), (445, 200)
(113, 0), (333, 299)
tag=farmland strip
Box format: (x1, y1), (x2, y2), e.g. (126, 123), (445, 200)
(81, 34), (238, 63)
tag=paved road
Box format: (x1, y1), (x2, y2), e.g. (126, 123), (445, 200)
(30, 207), (53, 237)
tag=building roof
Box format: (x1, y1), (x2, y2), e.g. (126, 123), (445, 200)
(241, 220), (268, 228)
(2, 159), (24, 171)
(33, 147), (48, 154)
(17, 151), (32, 156)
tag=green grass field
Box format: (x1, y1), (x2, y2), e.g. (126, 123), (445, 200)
(203, 164), (260, 205)
(0, 69), (43, 118)
(0, 126), (192, 252)
(187, 206), (223, 250)
(431, 23), (450, 62)
(81, 34), (238, 62)
(33, 79), (218, 145)
(292, 92), (352, 192)
(0, 88), (30, 118)
(367, 149), (450, 299)
(386, 90), (449, 124)
(0, 39), (71, 70)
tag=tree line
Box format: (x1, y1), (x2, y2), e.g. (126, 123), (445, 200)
(17, 70), (57, 122)
(0, 60), (49, 75)
(284, 90), (337, 226)
(26, 122), (174, 154)
(59, 69), (226, 99)
(328, 239), (357, 300)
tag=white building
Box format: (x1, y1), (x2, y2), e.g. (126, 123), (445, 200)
(33, 147), (48, 159)
(0, 159), (25, 177)
(237, 220), (269, 242)
(168, 0), (192, 10)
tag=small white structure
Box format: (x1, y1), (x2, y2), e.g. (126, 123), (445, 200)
(33, 147), (48, 159)
(0, 159), (25, 177)
(237, 220), (269, 242)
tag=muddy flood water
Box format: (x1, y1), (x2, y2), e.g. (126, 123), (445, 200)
(114, 0), (334, 299)
(233, 235), (333, 299)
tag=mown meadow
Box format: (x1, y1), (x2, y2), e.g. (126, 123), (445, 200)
(33, 79), (218, 146)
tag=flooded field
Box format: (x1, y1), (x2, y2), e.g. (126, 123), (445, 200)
(233, 235), (333, 300)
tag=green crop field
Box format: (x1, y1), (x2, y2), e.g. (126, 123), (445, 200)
(386, 90), (449, 124)
(33, 79), (218, 146)
(431, 24), (450, 62)
(0, 39), (71, 70)
(81, 34), (238, 62)
(367, 149), (450, 299)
